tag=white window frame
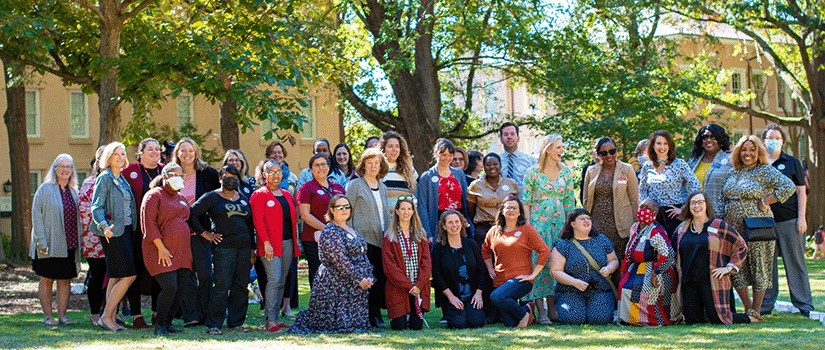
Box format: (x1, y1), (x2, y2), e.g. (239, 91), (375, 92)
(69, 90), (89, 138)
(730, 128), (750, 144)
(177, 94), (194, 128)
(300, 96), (316, 140)
(25, 89), (40, 137)
(730, 68), (746, 107)
(29, 170), (41, 197)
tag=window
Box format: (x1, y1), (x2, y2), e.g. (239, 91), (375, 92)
(731, 72), (742, 94)
(730, 128), (749, 144)
(69, 91), (88, 138)
(26, 89), (40, 137)
(177, 94), (193, 127)
(261, 117), (274, 139)
(751, 71), (767, 110)
(29, 171), (41, 197)
(76, 170), (89, 182)
(484, 85), (498, 117)
(777, 79), (788, 111)
(300, 96), (316, 140)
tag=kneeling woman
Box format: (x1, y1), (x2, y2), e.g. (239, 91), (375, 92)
(551, 209), (618, 325)
(290, 195), (375, 333)
(675, 191), (757, 324)
(482, 196), (550, 328)
(382, 198), (432, 330)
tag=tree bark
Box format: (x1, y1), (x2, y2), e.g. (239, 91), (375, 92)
(220, 98), (240, 150)
(96, 0), (124, 146)
(2, 58), (32, 261)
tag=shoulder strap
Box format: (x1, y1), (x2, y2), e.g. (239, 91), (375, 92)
(570, 239), (618, 298)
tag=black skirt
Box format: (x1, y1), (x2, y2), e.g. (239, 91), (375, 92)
(33, 249), (78, 280)
(101, 226), (137, 278)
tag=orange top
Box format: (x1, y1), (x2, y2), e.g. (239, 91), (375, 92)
(481, 224), (550, 287)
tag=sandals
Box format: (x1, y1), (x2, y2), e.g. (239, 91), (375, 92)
(58, 316), (75, 325)
(747, 309), (764, 322)
(42, 316), (58, 326)
(229, 326), (250, 333)
(536, 316), (553, 325)
(207, 327), (223, 335)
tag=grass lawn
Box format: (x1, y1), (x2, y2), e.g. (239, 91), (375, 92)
(3, 259), (823, 349)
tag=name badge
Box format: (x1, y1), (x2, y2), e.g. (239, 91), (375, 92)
(721, 158), (729, 165)
(179, 201), (187, 206)
(317, 189), (325, 195)
(514, 231), (522, 237)
(617, 177), (627, 185)
(346, 231), (357, 240)
(241, 200), (248, 206)
(267, 200), (275, 207)
(130, 172), (138, 179)
(431, 176), (439, 183)
(708, 226), (718, 234)
(778, 164), (786, 171)
(712, 163), (721, 168)
(244, 188), (250, 194)
(648, 173), (666, 183)
(502, 185), (510, 191)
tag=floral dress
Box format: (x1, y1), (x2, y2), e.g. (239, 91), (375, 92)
(289, 222), (375, 333)
(521, 166), (576, 300)
(721, 164), (794, 291)
(78, 176), (104, 258)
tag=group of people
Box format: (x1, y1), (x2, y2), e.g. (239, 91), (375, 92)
(29, 120), (814, 335)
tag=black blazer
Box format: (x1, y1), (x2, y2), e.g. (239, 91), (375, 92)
(432, 237), (487, 302)
(193, 166), (221, 232)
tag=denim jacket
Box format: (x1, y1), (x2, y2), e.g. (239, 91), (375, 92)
(91, 168), (138, 237)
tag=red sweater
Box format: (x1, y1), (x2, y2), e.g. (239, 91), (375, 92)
(382, 235), (431, 320)
(250, 187), (301, 258)
(482, 224), (550, 288)
(141, 185), (192, 277)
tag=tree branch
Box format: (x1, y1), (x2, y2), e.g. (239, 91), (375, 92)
(690, 89), (807, 127)
(69, 0), (103, 19)
(0, 52), (92, 85)
(337, 82), (398, 131)
(121, 0), (155, 22)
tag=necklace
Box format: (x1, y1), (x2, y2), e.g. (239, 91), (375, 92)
(690, 222), (703, 233)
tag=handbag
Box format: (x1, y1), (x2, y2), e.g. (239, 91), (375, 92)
(743, 217), (777, 241)
(570, 239), (619, 299)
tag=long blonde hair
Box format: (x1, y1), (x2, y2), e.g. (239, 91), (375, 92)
(171, 137), (208, 171)
(384, 198), (427, 243)
(537, 134), (563, 171)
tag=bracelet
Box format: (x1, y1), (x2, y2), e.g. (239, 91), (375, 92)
(760, 198), (766, 207)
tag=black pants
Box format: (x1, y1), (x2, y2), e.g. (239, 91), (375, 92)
(207, 247), (251, 328)
(253, 258), (268, 310)
(86, 257), (107, 315)
(182, 235), (213, 323)
(657, 204), (683, 244)
(283, 256), (299, 308)
(302, 241), (320, 290)
(390, 295), (423, 330)
(367, 244), (386, 322)
(682, 279), (750, 324)
(473, 221), (498, 322)
(442, 298), (486, 329)
(154, 268), (191, 327)
(126, 227), (161, 316)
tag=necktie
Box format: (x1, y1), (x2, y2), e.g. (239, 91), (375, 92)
(507, 153), (515, 179)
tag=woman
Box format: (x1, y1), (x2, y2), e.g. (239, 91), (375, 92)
(298, 153), (346, 290)
(290, 195), (375, 333)
(30, 154), (83, 327)
(761, 124), (813, 316)
(639, 130), (701, 239)
(79, 147), (107, 325)
(171, 137), (221, 327)
(91, 143), (139, 331)
(382, 198), (432, 330)
(251, 160), (301, 332)
(379, 131), (418, 209)
(583, 137), (639, 287)
(814, 225), (825, 259)
(465, 151), (484, 181)
(188, 164), (255, 335)
(331, 143), (354, 186)
(254, 140), (297, 195)
(417, 139), (475, 243)
(550, 209), (618, 325)
(432, 210), (486, 329)
(521, 134), (576, 323)
(122, 137), (164, 329)
(720, 135), (795, 321)
(675, 191), (757, 324)
(141, 163), (193, 336)
(346, 148), (392, 328)
(618, 199), (678, 326)
(687, 124), (733, 218)
(482, 196), (551, 328)
(222, 149), (257, 198)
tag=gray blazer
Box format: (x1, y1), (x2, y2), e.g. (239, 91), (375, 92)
(687, 151), (732, 218)
(91, 169), (138, 238)
(346, 177), (391, 247)
(29, 183), (82, 268)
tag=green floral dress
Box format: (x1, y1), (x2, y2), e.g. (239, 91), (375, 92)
(522, 165), (577, 300)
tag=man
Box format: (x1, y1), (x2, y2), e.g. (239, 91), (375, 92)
(498, 122), (537, 192)
(296, 138), (332, 189)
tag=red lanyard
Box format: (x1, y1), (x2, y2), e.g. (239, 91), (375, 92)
(400, 228), (414, 258)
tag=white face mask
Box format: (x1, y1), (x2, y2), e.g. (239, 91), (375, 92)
(167, 176), (185, 191)
(764, 139), (782, 153)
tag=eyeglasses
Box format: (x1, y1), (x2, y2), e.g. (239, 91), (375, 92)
(264, 170), (283, 176)
(332, 204), (351, 210)
(56, 165), (73, 170)
(597, 148), (617, 157)
(690, 200), (706, 206)
(701, 134), (716, 141)
(312, 163), (329, 169)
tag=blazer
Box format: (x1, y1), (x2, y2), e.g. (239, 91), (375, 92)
(250, 187), (302, 258)
(91, 169), (138, 238)
(29, 182), (83, 267)
(432, 237), (486, 301)
(687, 151), (732, 218)
(346, 177), (392, 247)
(416, 166), (475, 239)
(583, 161), (640, 238)
(382, 235), (431, 320)
(191, 166), (221, 233)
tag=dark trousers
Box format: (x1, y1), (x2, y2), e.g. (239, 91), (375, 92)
(442, 297), (486, 329)
(86, 257), (107, 315)
(390, 295), (423, 330)
(302, 241), (320, 290)
(182, 235), (213, 323)
(682, 279), (750, 324)
(125, 227), (161, 316)
(367, 244), (386, 322)
(474, 221), (497, 322)
(283, 256), (299, 308)
(657, 204), (683, 244)
(155, 268), (190, 327)
(207, 247), (251, 328)
(253, 258), (268, 310)
(490, 278), (533, 327)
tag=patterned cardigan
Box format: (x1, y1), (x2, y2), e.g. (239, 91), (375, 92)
(674, 218), (747, 325)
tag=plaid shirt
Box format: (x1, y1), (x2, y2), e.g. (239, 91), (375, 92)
(397, 228), (419, 283)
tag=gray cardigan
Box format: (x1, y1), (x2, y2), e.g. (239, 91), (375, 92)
(29, 182), (82, 267)
(346, 177), (391, 247)
(91, 169), (138, 238)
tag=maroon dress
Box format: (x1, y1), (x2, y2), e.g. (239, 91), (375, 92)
(141, 185), (192, 276)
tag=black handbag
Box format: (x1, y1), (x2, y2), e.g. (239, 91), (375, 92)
(743, 217), (777, 241)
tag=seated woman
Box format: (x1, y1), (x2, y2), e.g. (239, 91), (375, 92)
(382, 198), (431, 331)
(618, 199), (678, 326)
(432, 210), (486, 329)
(551, 209), (618, 325)
(482, 195), (550, 328)
(290, 195), (375, 333)
(675, 191), (757, 324)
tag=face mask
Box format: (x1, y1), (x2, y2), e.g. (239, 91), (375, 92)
(167, 176), (185, 191)
(222, 177), (239, 191)
(637, 155), (649, 166)
(764, 139), (782, 153)
(636, 207), (655, 226)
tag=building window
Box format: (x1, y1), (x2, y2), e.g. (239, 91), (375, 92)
(76, 170), (89, 182)
(300, 97), (316, 140)
(26, 89), (40, 137)
(69, 91), (89, 138)
(177, 94), (193, 127)
(777, 79), (788, 111)
(261, 117), (274, 139)
(751, 71), (767, 110)
(29, 171), (41, 197)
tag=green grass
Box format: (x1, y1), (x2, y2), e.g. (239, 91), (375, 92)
(3, 259), (824, 350)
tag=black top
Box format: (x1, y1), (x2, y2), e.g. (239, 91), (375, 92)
(432, 237), (487, 302)
(769, 152), (805, 222)
(192, 167), (222, 234)
(679, 221), (711, 283)
(275, 195), (293, 241)
(239, 175), (256, 199)
(579, 163), (594, 204)
(141, 166), (160, 197)
(188, 191), (254, 249)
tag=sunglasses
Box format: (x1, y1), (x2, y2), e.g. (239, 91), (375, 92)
(397, 195), (415, 202)
(701, 134), (716, 141)
(332, 204), (351, 210)
(597, 148), (617, 157)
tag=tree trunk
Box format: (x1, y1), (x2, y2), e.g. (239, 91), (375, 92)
(220, 98), (240, 150)
(96, 0), (123, 147)
(392, 72), (441, 173)
(2, 58), (32, 262)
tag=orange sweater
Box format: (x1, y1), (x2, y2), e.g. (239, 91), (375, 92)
(482, 224), (550, 288)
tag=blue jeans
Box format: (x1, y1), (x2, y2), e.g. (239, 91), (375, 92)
(490, 278), (533, 327)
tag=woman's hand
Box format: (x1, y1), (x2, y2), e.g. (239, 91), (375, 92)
(574, 279), (589, 292)
(470, 290), (484, 309)
(358, 278), (374, 290)
(103, 224), (115, 243)
(599, 266), (611, 278)
(666, 206), (681, 219)
(488, 269), (496, 280)
(448, 295), (464, 310)
(516, 274), (536, 283)
(756, 199), (768, 212)
(157, 247), (173, 267)
(409, 286), (421, 297)
(201, 231), (222, 244)
(264, 241), (274, 260)
(650, 273), (660, 288)
(711, 266), (732, 279)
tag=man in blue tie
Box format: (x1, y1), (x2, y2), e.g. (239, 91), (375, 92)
(498, 122), (537, 192)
